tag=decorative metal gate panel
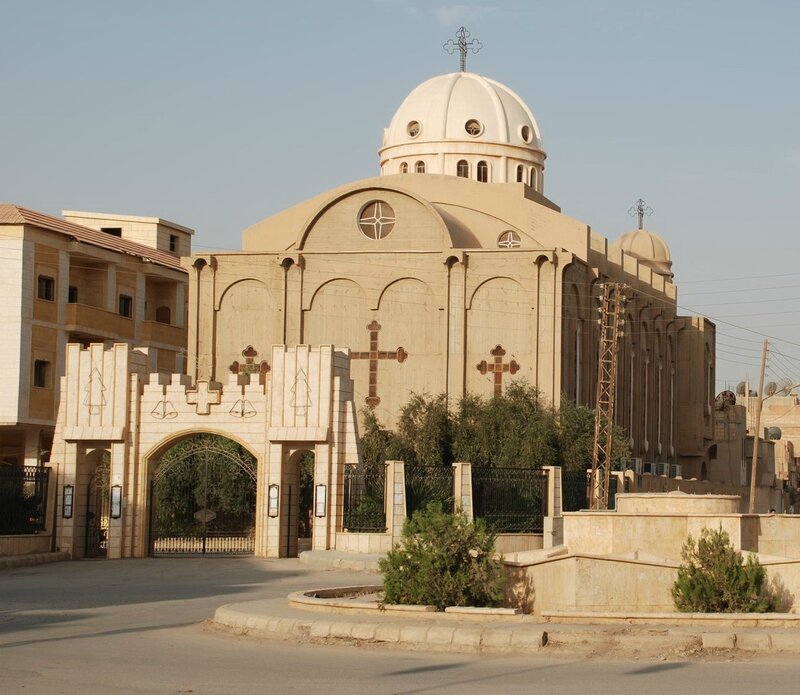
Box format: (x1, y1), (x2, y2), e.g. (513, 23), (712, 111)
(151, 437), (257, 556)
(342, 464), (387, 532)
(86, 459), (110, 558)
(405, 465), (454, 518)
(472, 466), (548, 533)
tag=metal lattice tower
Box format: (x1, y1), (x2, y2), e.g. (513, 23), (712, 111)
(590, 282), (628, 510)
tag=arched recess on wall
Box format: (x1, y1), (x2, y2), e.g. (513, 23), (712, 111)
(466, 276), (534, 398)
(303, 278), (370, 354)
(372, 277), (441, 420)
(562, 283), (583, 403)
(215, 279), (280, 382)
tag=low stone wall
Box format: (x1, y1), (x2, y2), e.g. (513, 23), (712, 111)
(0, 535), (51, 557)
(494, 534), (543, 555)
(334, 532), (393, 554)
(505, 552), (678, 614)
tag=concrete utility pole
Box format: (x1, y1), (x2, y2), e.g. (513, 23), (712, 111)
(590, 282), (628, 510)
(748, 339), (768, 514)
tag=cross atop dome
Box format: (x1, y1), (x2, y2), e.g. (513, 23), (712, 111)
(443, 26), (482, 72)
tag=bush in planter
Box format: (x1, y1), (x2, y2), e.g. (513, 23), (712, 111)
(672, 527), (777, 613)
(379, 503), (505, 611)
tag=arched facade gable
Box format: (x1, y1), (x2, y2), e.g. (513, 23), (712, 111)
(215, 277), (269, 311)
(376, 277), (434, 310)
(295, 185), (456, 250)
(467, 276), (531, 310)
(305, 277), (366, 312)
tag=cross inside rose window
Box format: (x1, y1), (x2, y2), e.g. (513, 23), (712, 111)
(358, 201), (396, 240)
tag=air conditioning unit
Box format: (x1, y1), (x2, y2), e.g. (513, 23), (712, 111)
(669, 464), (682, 479)
(620, 457), (643, 474)
(642, 461), (657, 475)
(656, 462), (669, 477)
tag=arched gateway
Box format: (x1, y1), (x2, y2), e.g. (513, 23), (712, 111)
(50, 343), (360, 559)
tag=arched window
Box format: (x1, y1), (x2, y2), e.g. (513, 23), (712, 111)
(529, 168), (537, 188)
(516, 164), (524, 183)
(457, 160), (469, 178)
(414, 160), (426, 174)
(399, 162), (408, 174)
(477, 161), (488, 183)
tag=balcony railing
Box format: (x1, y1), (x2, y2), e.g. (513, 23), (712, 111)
(65, 303), (134, 339)
(140, 320), (185, 347)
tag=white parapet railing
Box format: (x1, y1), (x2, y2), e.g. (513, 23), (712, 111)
(153, 536), (255, 555)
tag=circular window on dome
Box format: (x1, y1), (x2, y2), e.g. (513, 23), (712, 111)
(358, 201), (396, 241)
(520, 125), (532, 143)
(465, 119), (483, 137)
(407, 121), (421, 138)
(497, 231), (521, 249)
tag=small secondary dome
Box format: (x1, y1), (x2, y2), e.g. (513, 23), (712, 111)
(379, 72), (546, 191)
(615, 229), (673, 280)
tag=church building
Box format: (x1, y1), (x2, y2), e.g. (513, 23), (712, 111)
(188, 65), (715, 476)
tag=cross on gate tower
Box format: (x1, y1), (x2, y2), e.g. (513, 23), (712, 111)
(590, 283), (628, 510)
(443, 26), (483, 72)
(351, 321), (408, 408)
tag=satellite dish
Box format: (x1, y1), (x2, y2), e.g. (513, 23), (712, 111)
(767, 427), (782, 441)
(766, 382), (778, 396)
(736, 381), (746, 396)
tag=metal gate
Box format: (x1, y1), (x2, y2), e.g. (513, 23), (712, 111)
(85, 458), (110, 558)
(150, 436), (257, 556)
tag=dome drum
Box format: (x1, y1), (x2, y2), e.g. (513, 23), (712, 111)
(380, 72), (546, 192)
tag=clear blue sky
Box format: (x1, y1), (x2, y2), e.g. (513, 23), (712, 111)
(2, 0), (799, 391)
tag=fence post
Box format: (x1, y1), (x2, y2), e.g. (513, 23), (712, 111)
(385, 460), (406, 546)
(452, 462), (473, 522)
(542, 466), (563, 549)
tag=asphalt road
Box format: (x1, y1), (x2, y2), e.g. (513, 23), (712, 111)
(1, 558), (799, 694)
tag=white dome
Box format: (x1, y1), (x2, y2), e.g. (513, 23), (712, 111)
(378, 72), (546, 190)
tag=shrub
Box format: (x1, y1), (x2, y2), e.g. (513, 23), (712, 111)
(379, 503), (506, 611)
(672, 527), (777, 613)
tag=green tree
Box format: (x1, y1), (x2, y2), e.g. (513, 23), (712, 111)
(379, 503), (506, 610)
(672, 527), (777, 613)
(558, 397), (630, 472)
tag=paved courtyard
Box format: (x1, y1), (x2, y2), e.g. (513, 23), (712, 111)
(1, 558), (798, 694)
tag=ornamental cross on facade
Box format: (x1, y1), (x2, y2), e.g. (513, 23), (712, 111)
(443, 26), (482, 72)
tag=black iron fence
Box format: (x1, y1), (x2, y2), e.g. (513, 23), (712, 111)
(561, 470), (619, 511)
(405, 465), (454, 518)
(342, 464), (387, 532)
(562, 469), (589, 512)
(472, 466), (548, 533)
(0, 466), (50, 534)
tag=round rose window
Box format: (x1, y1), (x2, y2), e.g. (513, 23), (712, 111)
(358, 201), (396, 240)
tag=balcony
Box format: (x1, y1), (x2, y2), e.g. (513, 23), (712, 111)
(140, 320), (185, 347)
(65, 303), (134, 340)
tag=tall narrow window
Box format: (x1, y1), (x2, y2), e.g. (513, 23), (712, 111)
(516, 164), (524, 182)
(68, 286), (78, 303)
(669, 365), (675, 456)
(414, 160), (425, 174)
(169, 234), (178, 252)
(399, 162), (408, 174)
(643, 353), (650, 451)
(118, 294), (133, 318)
(657, 359), (663, 453)
(457, 160), (469, 178)
(629, 352), (635, 442)
(37, 275), (55, 301)
(575, 322), (583, 405)
(529, 168), (537, 188)
(33, 360), (50, 388)
(476, 161), (488, 182)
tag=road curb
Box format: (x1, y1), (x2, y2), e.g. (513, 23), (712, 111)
(214, 601), (800, 656)
(0, 551), (70, 571)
